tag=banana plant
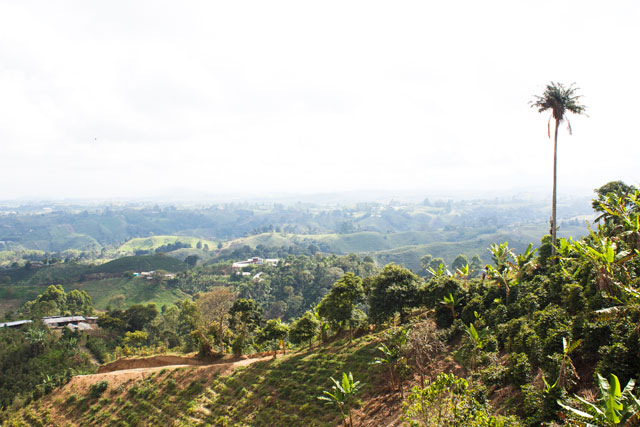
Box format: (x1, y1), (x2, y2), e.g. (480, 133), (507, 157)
(542, 374), (558, 394)
(455, 263), (470, 286)
(558, 337), (582, 389)
(371, 329), (408, 395)
(486, 242), (536, 303)
(558, 373), (640, 426)
(441, 293), (458, 319)
(427, 263), (450, 279)
(312, 304), (330, 343)
(318, 372), (363, 427)
(464, 323), (489, 370)
(513, 243), (537, 285)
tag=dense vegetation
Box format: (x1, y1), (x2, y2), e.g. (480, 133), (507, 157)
(1, 181), (639, 425)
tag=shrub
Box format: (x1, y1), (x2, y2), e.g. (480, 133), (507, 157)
(505, 353), (531, 387)
(89, 381), (109, 398)
(402, 373), (521, 426)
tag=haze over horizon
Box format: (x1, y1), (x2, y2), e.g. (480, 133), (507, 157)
(1, 1), (638, 201)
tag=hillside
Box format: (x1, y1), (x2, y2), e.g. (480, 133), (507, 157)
(116, 236), (218, 255)
(3, 332), (423, 426)
(0, 255), (190, 315)
(223, 221), (589, 270)
(93, 254), (188, 274)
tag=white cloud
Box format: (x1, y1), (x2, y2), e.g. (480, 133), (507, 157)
(0, 0), (638, 200)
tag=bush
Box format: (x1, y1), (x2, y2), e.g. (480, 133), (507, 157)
(505, 353), (531, 387)
(89, 381), (109, 398)
(402, 373), (521, 426)
(86, 337), (108, 364)
(596, 342), (634, 385)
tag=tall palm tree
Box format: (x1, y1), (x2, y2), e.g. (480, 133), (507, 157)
(531, 82), (587, 259)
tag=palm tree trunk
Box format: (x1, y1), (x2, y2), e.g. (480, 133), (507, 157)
(551, 118), (559, 262)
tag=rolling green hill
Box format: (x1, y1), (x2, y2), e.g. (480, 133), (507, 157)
(221, 222), (590, 271)
(93, 254), (188, 274)
(117, 236), (217, 255)
(66, 277), (189, 309)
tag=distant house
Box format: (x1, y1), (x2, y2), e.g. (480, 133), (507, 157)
(231, 257), (279, 270)
(42, 316), (91, 329)
(0, 320), (33, 329)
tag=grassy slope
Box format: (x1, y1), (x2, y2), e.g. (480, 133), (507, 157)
(66, 278), (189, 309)
(5, 334), (388, 427)
(117, 236), (217, 254)
(0, 255), (189, 315)
(93, 255), (188, 274)
(0, 278), (189, 314)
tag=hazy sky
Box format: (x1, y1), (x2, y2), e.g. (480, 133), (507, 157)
(1, 1), (638, 201)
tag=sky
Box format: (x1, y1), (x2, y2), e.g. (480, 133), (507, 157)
(0, 0), (638, 201)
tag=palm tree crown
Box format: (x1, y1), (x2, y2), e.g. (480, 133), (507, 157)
(531, 82), (587, 136)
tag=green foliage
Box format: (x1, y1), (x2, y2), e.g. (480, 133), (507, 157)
(0, 326), (95, 408)
(289, 311), (320, 347)
(317, 372), (363, 427)
(371, 328), (409, 394)
(368, 264), (423, 323)
(317, 273), (365, 337)
(123, 330), (149, 347)
(403, 373), (521, 426)
(19, 285), (94, 318)
(88, 381), (109, 398)
(558, 373), (640, 426)
(256, 318), (289, 356)
(93, 254), (188, 274)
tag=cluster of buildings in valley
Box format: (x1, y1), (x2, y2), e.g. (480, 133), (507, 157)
(231, 257), (280, 277)
(132, 271), (176, 280)
(0, 315), (99, 331)
(231, 257), (279, 270)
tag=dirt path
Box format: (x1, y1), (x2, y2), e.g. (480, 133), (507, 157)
(63, 355), (272, 395)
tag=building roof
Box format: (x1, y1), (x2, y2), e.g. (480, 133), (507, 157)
(42, 316), (86, 325)
(0, 320), (33, 328)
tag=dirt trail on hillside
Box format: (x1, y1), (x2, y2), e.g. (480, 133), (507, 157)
(67, 355), (272, 394)
(97, 354), (208, 373)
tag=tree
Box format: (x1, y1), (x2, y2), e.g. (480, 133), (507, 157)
(124, 303), (158, 331)
(531, 82), (587, 259)
(368, 264), (423, 324)
(184, 255), (199, 267)
(407, 321), (444, 388)
(289, 311), (320, 348)
(229, 298), (263, 331)
(257, 318), (289, 357)
(317, 273), (365, 340)
(451, 254), (469, 272)
(197, 287), (237, 353)
(66, 289), (94, 315)
(371, 328), (409, 396)
(429, 258), (447, 272)
(108, 294), (126, 310)
(420, 254), (433, 275)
